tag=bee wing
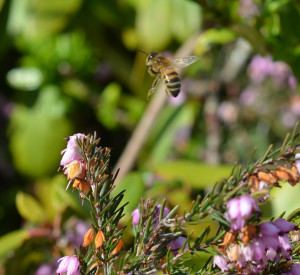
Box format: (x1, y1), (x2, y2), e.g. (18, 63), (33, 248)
(171, 56), (199, 68)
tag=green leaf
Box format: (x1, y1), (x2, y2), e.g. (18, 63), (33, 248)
(170, 0), (202, 43)
(195, 28), (236, 56)
(112, 172), (145, 216)
(7, 0), (82, 41)
(136, 0), (172, 50)
(16, 192), (46, 224)
(270, 182), (300, 218)
(0, 230), (28, 258)
(96, 82), (121, 129)
(154, 160), (232, 189)
(8, 101), (73, 178)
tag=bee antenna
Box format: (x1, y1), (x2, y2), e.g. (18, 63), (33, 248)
(137, 49), (148, 56)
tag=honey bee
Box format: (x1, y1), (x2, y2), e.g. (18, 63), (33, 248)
(139, 50), (199, 99)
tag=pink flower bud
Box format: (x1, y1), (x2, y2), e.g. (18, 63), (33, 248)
(213, 255), (228, 272)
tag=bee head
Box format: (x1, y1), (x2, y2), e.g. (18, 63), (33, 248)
(146, 52), (158, 65)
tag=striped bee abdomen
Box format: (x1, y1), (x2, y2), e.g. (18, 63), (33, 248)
(162, 68), (181, 97)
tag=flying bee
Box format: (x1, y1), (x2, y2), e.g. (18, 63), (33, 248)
(138, 50), (199, 100)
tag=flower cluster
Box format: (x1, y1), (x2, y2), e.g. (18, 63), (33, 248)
(60, 133), (90, 200)
(213, 151), (300, 274)
(248, 55), (297, 89)
(214, 219), (298, 274)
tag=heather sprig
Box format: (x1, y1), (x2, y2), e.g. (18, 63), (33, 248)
(57, 131), (300, 274)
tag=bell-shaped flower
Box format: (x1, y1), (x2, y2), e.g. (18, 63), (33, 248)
(56, 256), (80, 275)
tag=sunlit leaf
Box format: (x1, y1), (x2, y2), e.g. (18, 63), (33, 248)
(8, 100), (72, 177)
(112, 172), (145, 215)
(97, 82), (122, 129)
(270, 181), (300, 218)
(0, 230), (28, 258)
(155, 160), (232, 188)
(7, 0), (82, 41)
(170, 0), (201, 43)
(16, 192), (46, 224)
(195, 28), (236, 56)
(136, 0), (172, 50)
(6, 67), (43, 91)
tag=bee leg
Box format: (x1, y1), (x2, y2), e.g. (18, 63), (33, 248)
(147, 77), (159, 100)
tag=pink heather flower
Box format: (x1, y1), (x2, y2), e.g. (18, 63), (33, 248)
(261, 234), (280, 250)
(60, 134), (86, 167)
(239, 86), (257, 106)
(288, 75), (298, 90)
(290, 265), (300, 275)
(213, 255), (228, 272)
(226, 195), (259, 230)
(278, 234), (292, 251)
(273, 219), (295, 233)
(217, 101), (238, 125)
(295, 153), (300, 174)
(248, 55), (274, 84)
(241, 244), (253, 261)
(260, 222), (281, 236)
(167, 236), (187, 255)
(131, 208), (140, 226)
(265, 247), (277, 261)
(131, 204), (170, 228)
(251, 238), (265, 261)
(56, 256), (80, 275)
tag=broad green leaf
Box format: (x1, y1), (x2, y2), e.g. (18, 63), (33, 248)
(6, 67), (43, 91)
(96, 82), (121, 129)
(154, 160), (232, 188)
(8, 100), (72, 177)
(7, 0), (82, 41)
(171, 0), (201, 43)
(136, 0), (172, 50)
(112, 172), (145, 216)
(270, 182), (300, 218)
(51, 175), (87, 217)
(0, 230), (28, 258)
(16, 192), (46, 224)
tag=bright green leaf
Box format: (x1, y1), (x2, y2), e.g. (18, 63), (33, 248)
(0, 230), (28, 258)
(154, 160), (232, 188)
(195, 28), (236, 56)
(270, 182), (300, 218)
(112, 172), (145, 215)
(16, 192), (46, 224)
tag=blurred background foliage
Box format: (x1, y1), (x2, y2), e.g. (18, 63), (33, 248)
(0, 0), (300, 273)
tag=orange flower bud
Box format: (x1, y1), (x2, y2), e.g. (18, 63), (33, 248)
(240, 224), (257, 244)
(73, 179), (91, 195)
(95, 230), (105, 249)
(112, 238), (124, 255)
(257, 171), (278, 185)
(222, 230), (236, 247)
(83, 229), (94, 247)
(66, 161), (86, 180)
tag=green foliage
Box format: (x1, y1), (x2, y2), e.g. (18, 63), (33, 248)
(16, 192), (46, 224)
(0, 230), (27, 258)
(135, 0), (201, 50)
(112, 172), (145, 215)
(155, 160), (232, 189)
(8, 101), (72, 177)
